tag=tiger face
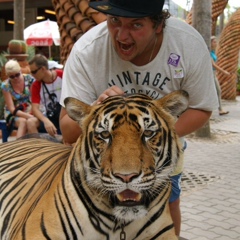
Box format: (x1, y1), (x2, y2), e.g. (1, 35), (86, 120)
(65, 91), (188, 223)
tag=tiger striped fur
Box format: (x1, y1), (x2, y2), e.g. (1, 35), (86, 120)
(0, 90), (188, 240)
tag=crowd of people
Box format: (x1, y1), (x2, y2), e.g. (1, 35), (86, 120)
(1, 0), (233, 236)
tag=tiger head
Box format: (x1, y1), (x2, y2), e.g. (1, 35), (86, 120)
(64, 91), (189, 223)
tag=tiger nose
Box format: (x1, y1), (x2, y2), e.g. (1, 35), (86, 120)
(114, 173), (139, 183)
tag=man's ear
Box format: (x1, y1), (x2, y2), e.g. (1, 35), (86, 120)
(155, 21), (163, 34)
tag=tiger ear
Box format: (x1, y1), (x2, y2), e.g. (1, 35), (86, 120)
(153, 90), (189, 117)
(64, 97), (92, 123)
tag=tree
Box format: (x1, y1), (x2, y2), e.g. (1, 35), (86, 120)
(192, 0), (212, 137)
(14, 0), (25, 40)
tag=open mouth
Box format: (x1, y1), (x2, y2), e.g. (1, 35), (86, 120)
(112, 189), (143, 207)
(120, 42), (134, 51)
(118, 42), (135, 56)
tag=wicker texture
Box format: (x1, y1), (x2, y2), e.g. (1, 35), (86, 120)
(185, 0), (240, 100)
(52, 0), (107, 65)
(186, 0), (228, 34)
(216, 8), (240, 100)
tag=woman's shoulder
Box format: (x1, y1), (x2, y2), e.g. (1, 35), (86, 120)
(1, 79), (10, 90)
(23, 74), (35, 84)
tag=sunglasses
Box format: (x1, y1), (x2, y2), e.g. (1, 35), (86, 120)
(31, 67), (42, 75)
(9, 72), (21, 79)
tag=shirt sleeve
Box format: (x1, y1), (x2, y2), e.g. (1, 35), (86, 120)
(60, 44), (96, 107)
(56, 69), (63, 78)
(31, 81), (41, 104)
(182, 51), (218, 111)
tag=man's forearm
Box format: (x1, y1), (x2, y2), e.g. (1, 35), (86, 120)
(175, 108), (212, 137)
(60, 108), (81, 144)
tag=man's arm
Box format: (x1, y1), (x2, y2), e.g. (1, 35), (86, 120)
(175, 108), (212, 137)
(32, 103), (57, 136)
(211, 59), (230, 76)
(59, 107), (81, 145)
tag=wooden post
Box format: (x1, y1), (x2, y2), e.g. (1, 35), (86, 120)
(14, 0), (25, 40)
(192, 0), (212, 138)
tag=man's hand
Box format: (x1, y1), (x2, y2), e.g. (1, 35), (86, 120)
(92, 86), (124, 105)
(43, 118), (57, 136)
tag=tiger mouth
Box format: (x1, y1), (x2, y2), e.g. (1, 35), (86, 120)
(113, 189), (143, 206)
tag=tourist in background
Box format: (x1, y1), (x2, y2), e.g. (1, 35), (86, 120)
(210, 36), (230, 115)
(48, 60), (63, 70)
(29, 54), (63, 136)
(2, 59), (39, 138)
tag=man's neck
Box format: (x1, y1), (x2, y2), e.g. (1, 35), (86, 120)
(131, 31), (163, 66)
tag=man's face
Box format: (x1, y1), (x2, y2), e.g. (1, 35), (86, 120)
(29, 63), (44, 81)
(211, 39), (217, 50)
(107, 15), (162, 65)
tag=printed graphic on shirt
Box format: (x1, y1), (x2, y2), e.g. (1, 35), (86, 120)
(168, 53), (181, 67)
(108, 71), (171, 99)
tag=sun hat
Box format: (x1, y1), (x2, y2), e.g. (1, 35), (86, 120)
(89, 0), (165, 18)
(48, 60), (63, 70)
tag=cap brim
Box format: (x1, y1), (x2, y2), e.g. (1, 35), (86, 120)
(89, 2), (151, 18)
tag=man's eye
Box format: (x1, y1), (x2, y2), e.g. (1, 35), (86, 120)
(111, 17), (119, 23)
(133, 23), (142, 29)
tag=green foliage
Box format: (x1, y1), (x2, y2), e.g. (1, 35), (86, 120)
(0, 52), (7, 72)
(26, 46), (36, 61)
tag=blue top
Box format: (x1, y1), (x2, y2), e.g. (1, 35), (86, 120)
(210, 50), (217, 70)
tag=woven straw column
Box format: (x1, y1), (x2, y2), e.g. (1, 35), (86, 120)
(52, 0), (107, 65)
(216, 8), (240, 100)
(186, 0), (228, 34)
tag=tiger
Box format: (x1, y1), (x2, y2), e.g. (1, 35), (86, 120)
(0, 90), (189, 240)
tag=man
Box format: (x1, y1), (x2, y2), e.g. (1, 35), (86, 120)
(29, 54), (63, 136)
(59, 0), (218, 236)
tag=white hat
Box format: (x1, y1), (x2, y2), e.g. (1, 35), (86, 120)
(48, 60), (63, 69)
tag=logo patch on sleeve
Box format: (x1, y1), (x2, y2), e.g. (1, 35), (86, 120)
(168, 53), (181, 67)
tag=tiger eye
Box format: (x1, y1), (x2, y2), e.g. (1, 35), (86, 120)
(100, 131), (111, 139)
(143, 130), (154, 138)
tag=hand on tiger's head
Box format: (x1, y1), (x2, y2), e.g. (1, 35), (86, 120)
(92, 85), (125, 105)
(64, 90), (189, 222)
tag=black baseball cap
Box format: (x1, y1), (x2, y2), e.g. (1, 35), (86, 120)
(89, 0), (165, 18)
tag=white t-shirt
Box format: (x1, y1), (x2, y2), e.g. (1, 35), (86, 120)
(61, 17), (218, 111)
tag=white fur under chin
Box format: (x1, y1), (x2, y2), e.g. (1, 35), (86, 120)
(113, 206), (147, 222)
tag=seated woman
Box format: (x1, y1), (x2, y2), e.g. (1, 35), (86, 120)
(1, 59), (39, 139)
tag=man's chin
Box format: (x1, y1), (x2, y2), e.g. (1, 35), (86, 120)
(117, 51), (134, 61)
